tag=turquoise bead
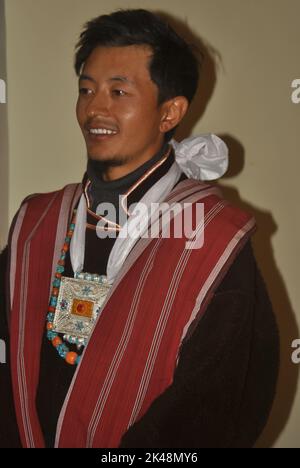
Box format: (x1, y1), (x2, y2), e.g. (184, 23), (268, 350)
(47, 312), (55, 322)
(66, 336), (76, 344)
(57, 343), (68, 358)
(56, 265), (64, 273)
(50, 297), (57, 307)
(47, 330), (57, 341)
(53, 279), (61, 288)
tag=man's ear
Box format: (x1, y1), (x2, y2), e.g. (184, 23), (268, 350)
(159, 96), (189, 134)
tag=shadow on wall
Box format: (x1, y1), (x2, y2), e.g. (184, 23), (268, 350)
(218, 147), (299, 449)
(158, 11), (299, 448)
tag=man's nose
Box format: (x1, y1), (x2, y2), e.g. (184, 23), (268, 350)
(86, 90), (110, 118)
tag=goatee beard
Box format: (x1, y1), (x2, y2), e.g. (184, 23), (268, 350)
(88, 155), (125, 174)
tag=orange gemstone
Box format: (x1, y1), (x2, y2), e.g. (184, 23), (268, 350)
(62, 243), (69, 252)
(67, 230), (73, 238)
(58, 259), (65, 266)
(52, 288), (59, 297)
(48, 306), (55, 312)
(71, 299), (93, 319)
(55, 273), (62, 279)
(65, 352), (78, 365)
(52, 336), (62, 348)
(47, 322), (53, 330)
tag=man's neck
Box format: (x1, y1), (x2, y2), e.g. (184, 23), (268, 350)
(95, 144), (167, 182)
(85, 142), (174, 215)
(87, 143), (169, 186)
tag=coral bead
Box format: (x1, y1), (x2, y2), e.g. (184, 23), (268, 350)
(52, 336), (62, 348)
(47, 322), (53, 330)
(65, 352), (78, 365)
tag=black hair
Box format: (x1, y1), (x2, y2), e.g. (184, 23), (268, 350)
(75, 9), (202, 140)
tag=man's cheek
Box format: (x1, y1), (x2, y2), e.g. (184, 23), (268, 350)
(76, 101), (84, 125)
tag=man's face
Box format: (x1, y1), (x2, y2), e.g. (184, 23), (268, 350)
(76, 45), (168, 170)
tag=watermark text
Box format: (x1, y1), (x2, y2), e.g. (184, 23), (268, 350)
(0, 339), (6, 364)
(95, 199), (205, 250)
(291, 79), (300, 104)
(291, 339), (300, 364)
(0, 78), (6, 104)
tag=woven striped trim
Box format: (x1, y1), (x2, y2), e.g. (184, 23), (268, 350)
(14, 193), (59, 447)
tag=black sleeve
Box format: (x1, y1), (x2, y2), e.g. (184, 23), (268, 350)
(0, 247), (21, 448)
(119, 241), (279, 448)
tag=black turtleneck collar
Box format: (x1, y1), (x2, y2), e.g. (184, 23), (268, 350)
(84, 142), (175, 214)
(87, 142), (169, 191)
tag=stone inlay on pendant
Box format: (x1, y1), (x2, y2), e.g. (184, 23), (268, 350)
(71, 298), (93, 318)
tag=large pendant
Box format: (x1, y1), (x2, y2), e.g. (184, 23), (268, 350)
(52, 273), (110, 345)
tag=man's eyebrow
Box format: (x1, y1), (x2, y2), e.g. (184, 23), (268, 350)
(79, 74), (97, 83)
(79, 74), (135, 86)
(109, 75), (136, 86)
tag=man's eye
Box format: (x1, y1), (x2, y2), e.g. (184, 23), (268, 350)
(79, 88), (93, 95)
(112, 89), (127, 97)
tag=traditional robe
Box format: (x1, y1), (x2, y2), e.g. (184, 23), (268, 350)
(0, 148), (279, 448)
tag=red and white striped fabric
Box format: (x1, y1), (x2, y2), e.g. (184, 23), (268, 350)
(8, 179), (256, 448)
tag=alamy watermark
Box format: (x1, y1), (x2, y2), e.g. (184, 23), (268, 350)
(0, 339), (6, 364)
(0, 78), (6, 104)
(291, 339), (300, 364)
(291, 79), (300, 104)
(94, 199), (205, 250)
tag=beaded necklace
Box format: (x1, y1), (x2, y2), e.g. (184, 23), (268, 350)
(46, 212), (80, 365)
(46, 211), (110, 365)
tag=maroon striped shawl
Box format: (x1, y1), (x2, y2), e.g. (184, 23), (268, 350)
(8, 179), (256, 447)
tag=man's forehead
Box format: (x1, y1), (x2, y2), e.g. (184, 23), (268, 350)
(81, 45), (153, 77)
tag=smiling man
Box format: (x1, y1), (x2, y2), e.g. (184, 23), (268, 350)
(77, 45), (188, 180)
(0, 9), (279, 448)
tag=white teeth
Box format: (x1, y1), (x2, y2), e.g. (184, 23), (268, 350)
(89, 128), (117, 135)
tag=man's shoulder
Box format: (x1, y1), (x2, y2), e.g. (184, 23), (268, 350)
(8, 183), (81, 241)
(19, 182), (80, 208)
(175, 179), (255, 230)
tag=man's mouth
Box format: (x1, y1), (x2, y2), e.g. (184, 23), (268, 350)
(86, 125), (119, 143)
(88, 128), (118, 136)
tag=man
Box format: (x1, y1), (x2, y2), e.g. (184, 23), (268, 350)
(0, 9), (279, 448)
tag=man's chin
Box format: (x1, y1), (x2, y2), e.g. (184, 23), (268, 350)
(87, 153), (124, 167)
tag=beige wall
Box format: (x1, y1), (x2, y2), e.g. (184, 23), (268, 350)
(0, 0), (8, 250)
(3, 0), (300, 447)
